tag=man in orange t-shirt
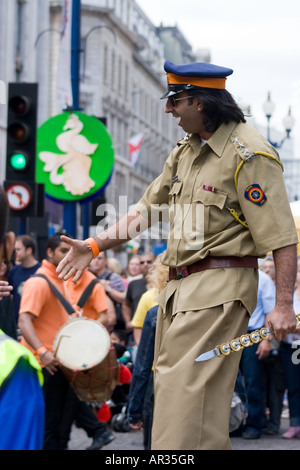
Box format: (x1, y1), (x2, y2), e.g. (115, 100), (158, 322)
(18, 233), (114, 450)
(18, 234), (71, 370)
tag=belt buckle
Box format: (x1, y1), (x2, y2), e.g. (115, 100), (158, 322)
(176, 266), (189, 280)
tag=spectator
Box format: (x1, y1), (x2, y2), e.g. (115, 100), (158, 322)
(18, 233), (111, 450)
(261, 257), (276, 283)
(132, 254), (168, 345)
(126, 255), (142, 283)
(0, 185), (44, 450)
(107, 257), (128, 289)
(261, 257), (285, 436)
(0, 260), (17, 339)
(59, 267), (115, 450)
(279, 260), (300, 439)
(122, 253), (155, 333)
(89, 251), (125, 329)
(8, 234), (41, 323)
(128, 255), (169, 449)
(239, 269), (276, 439)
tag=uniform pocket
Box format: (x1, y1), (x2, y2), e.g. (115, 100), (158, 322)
(194, 187), (227, 209)
(193, 187), (228, 234)
(168, 181), (183, 200)
(168, 181), (183, 223)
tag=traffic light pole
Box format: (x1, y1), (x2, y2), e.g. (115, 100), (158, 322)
(63, 0), (81, 238)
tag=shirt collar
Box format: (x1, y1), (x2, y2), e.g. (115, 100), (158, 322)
(181, 121), (239, 157)
(42, 259), (57, 273)
(206, 121), (238, 157)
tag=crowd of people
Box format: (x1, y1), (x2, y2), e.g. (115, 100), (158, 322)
(0, 206), (160, 449)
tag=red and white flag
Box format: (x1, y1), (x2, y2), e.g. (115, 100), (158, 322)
(56, 0), (73, 111)
(128, 133), (144, 166)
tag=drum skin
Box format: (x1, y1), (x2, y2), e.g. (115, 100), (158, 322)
(53, 318), (120, 404)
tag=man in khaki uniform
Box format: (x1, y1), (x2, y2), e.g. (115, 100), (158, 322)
(57, 60), (298, 450)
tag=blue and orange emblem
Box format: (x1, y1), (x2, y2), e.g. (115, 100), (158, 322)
(245, 184), (267, 206)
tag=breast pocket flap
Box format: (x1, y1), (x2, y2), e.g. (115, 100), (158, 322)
(194, 187), (227, 210)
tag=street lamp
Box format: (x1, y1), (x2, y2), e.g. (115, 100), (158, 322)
(263, 91), (295, 148)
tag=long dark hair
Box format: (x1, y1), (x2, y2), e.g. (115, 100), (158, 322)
(189, 88), (246, 133)
(0, 186), (9, 264)
(0, 186), (8, 245)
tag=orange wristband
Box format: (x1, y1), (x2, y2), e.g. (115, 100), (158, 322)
(85, 237), (100, 258)
(36, 346), (47, 357)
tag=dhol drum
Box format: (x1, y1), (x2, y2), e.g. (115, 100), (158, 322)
(53, 317), (120, 404)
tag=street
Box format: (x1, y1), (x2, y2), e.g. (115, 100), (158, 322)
(68, 415), (300, 451)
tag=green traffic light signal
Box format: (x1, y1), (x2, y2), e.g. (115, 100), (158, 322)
(10, 152), (27, 171)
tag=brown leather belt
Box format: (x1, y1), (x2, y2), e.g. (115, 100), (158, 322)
(168, 256), (258, 281)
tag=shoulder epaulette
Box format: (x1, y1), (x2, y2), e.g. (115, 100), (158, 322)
(230, 132), (283, 189)
(230, 133), (257, 162)
(177, 133), (191, 146)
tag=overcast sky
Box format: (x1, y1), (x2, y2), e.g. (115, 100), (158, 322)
(137, 0), (300, 148)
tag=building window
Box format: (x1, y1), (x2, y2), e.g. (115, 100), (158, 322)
(103, 44), (108, 84)
(124, 63), (129, 98)
(115, 170), (126, 197)
(118, 57), (122, 94)
(111, 50), (116, 89)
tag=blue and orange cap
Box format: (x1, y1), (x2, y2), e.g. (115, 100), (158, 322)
(161, 60), (234, 99)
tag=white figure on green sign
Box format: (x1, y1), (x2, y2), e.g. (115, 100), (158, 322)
(39, 114), (98, 196)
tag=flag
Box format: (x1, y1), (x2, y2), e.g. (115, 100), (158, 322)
(128, 133), (144, 166)
(56, 0), (73, 111)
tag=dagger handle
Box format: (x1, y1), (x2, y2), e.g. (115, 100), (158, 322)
(217, 314), (300, 358)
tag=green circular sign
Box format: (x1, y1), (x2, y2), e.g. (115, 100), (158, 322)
(37, 112), (114, 202)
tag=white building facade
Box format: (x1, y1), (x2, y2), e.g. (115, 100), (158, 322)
(0, 0), (192, 239)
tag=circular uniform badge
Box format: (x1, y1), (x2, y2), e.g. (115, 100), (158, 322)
(36, 112), (114, 202)
(244, 184), (267, 206)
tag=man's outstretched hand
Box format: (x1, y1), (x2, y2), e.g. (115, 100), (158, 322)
(56, 235), (94, 282)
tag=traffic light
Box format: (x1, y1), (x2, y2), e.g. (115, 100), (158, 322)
(4, 82), (44, 217)
(6, 83), (38, 181)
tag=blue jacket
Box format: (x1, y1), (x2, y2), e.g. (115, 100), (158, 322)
(128, 305), (158, 423)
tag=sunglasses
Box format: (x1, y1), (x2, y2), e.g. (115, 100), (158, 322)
(168, 95), (194, 107)
(140, 260), (153, 265)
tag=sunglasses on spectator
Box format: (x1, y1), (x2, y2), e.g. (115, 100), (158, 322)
(140, 260), (153, 265)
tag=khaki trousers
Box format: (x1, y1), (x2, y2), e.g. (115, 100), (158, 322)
(151, 300), (249, 450)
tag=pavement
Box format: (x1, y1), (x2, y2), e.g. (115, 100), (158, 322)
(68, 415), (300, 451)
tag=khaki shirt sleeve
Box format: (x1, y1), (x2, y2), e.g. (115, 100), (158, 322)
(135, 148), (176, 220)
(237, 153), (298, 253)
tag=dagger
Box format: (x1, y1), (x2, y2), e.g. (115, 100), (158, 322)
(195, 314), (300, 362)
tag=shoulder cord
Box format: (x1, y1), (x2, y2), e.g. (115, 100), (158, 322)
(227, 151), (283, 229)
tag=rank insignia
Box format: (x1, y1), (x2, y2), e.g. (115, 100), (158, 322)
(245, 184), (267, 205)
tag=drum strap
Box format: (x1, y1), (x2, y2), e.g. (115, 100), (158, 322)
(33, 274), (99, 315)
(77, 278), (99, 308)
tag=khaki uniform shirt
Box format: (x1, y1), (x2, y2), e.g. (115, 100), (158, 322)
(136, 121), (298, 315)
